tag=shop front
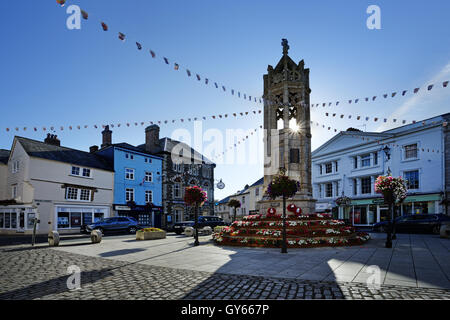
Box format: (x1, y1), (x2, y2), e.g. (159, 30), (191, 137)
(0, 205), (38, 234)
(115, 204), (163, 228)
(54, 205), (110, 233)
(338, 193), (442, 226)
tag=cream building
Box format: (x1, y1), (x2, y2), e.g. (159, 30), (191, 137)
(0, 135), (114, 235)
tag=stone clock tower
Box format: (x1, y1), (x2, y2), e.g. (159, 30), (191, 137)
(259, 39), (316, 214)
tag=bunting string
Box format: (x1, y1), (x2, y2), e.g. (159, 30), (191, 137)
(320, 111), (448, 126)
(56, 2), (449, 111)
(3, 108), (262, 133)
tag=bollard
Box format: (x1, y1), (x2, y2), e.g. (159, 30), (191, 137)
(48, 231), (60, 247)
(184, 226), (194, 237)
(202, 226), (212, 235)
(90, 230), (102, 243)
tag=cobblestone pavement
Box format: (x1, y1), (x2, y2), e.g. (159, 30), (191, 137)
(0, 245), (449, 300)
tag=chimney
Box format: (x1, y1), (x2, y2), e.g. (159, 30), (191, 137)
(89, 145), (99, 153)
(101, 125), (112, 148)
(145, 125), (160, 153)
(44, 133), (61, 146)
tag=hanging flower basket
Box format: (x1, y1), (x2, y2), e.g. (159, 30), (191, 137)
(375, 175), (407, 204)
(266, 171), (300, 199)
(335, 195), (351, 206)
(184, 186), (207, 207)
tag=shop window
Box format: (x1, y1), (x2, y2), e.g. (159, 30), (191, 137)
(94, 212), (104, 222)
(368, 205), (377, 224)
(0, 212), (3, 228)
(11, 212), (17, 229)
(361, 177), (371, 194)
(57, 212), (70, 228)
(404, 170), (419, 190)
(82, 212), (93, 225)
(414, 201), (435, 214)
(71, 212), (82, 227)
(403, 203), (413, 215)
(353, 206), (368, 225)
(27, 212), (35, 228)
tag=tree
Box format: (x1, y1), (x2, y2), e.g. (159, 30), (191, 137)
(227, 199), (241, 222)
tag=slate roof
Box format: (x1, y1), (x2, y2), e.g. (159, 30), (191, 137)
(104, 143), (162, 159)
(249, 177), (264, 188)
(137, 137), (214, 165)
(0, 149), (10, 165)
(15, 137), (114, 172)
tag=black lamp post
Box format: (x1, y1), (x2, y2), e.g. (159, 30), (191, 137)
(281, 195), (287, 254)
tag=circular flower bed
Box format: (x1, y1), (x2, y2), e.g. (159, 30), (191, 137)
(213, 213), (370, 248)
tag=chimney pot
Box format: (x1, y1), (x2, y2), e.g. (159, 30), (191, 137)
(145, 125), (160, 153)
(101, 126), (112, 148)
(90, 145), (99, 153)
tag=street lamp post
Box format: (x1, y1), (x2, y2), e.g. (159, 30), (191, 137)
(281, 195), (287, 254)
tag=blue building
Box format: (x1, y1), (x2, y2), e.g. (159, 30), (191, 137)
(96, 126), (163, 227)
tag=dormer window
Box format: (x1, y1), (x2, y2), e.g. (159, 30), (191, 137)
(82, 168), (91, 178)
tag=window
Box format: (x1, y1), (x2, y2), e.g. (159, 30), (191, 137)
(361, 154), (371, 167)
(255, 188), (259, 196)
(174, 183), (181, 198)
(125, 168), (135, 180)
(319, 165), (323, 175)
(325, 183), (333, 198)
(11, 160), (20, 173)
(145, 190), (153, 203)
(289, 149), (300, 163)
(82, 168), (91, 177)
(353, 157), (358, 169)
(404, 170), (419, 189)
(66, 187), (78, 200)
(80, 189), (91, 201)
(242, 196), (245, 204)
(130, 154), (134, 160)
(373, 152), (378, 165)
(144, 158), (152, 163)
(334, 181), (339, 197)
(404, 144), (418, 159)
(71, 166), (80, 175)
(353, 179), (358, 195)
(126, 188), (134, 202)
(12, 186), (17, 199)
(334, 161), (338, 172)
(145, 172), (153, 182)
(361, 177), (371, 194)
(325, 163), (332, 174)
(318, 184), (322, 198)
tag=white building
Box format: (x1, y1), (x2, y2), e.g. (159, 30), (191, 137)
(0, 135), (114, 235)
(215, 177), (264, 222)
(312, 114), (447, 227)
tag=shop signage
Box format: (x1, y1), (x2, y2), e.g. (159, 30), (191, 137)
(115, 205), (131, 211)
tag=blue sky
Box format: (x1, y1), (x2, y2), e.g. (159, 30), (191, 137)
(0, 0), (449, 200)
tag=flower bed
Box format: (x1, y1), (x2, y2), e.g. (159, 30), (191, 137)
(213, 214), (369, 248)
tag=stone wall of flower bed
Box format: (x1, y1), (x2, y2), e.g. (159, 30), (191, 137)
(212, 213), (370, 248)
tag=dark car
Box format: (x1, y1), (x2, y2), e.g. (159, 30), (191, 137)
(372, 214), (450, 234)
(172, 216), (227, 235)
(81, 217), (142, 234)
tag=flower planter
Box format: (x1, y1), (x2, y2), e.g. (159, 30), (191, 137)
(136, 230), (166, 241)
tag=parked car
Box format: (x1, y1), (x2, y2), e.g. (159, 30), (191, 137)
(172, 216), (227, 235)
(81, 217), (142, 234)
(372, 214), (450, 234)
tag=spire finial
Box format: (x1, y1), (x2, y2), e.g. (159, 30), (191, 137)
(281, 38), (289, 55)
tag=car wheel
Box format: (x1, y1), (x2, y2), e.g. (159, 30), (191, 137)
(432, 225), (440, 235)
(128, 226), (137, 234)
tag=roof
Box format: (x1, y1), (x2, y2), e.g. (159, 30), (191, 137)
(14, 137), (114, 172)
(0, 149), (10, 165)
(103, 143), (162, 159)
(137, 137), (215, 165)
(249, 177), (264, 188)
(216, 196), (231, 205)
